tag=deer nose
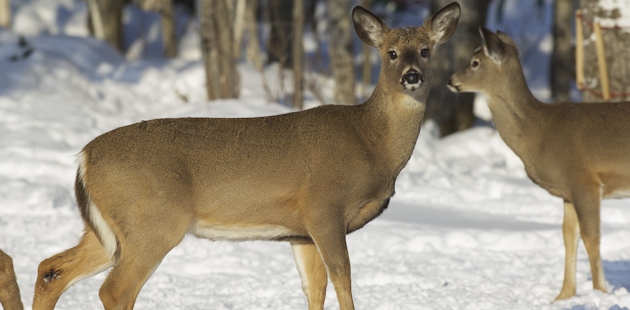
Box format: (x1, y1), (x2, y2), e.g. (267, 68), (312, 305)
(403, 70), (424, 84)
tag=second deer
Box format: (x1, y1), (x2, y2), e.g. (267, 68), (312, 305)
(448, 27), (630, 301)
(33, 3), (461, 310)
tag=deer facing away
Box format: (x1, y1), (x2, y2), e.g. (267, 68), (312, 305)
(448, 27), (630, 301)
(32, 3), (461, 310)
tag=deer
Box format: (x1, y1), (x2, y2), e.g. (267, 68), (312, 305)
(32, 3), (460, 310)
(447, 27), (630, 301)
(0, 249), (23, 310)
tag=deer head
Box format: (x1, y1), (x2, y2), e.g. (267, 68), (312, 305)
(353, 3), (461, 103)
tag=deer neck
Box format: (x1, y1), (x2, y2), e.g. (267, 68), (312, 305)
(485, 62), (546, 159)
(362, 83), (426, 174)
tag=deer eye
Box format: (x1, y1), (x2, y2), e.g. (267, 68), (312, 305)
(471, 60), (480, 68)
(388, 51), (397, 60)
(420, 48), (429, 58)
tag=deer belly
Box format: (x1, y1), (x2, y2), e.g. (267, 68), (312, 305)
(603, 186), (630, 199)
(191, 220), (300, 242)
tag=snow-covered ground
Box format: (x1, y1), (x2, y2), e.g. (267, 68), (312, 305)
(2, 1), (630, 310)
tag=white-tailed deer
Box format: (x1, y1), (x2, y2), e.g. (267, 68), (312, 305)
(0, 249), (23, 310)
(33, 4), (460, 310)
(448, 27), (630, 301)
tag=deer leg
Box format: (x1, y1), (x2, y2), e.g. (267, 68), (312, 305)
(33, 228), (114, 310)
(307, 219), (354, 310)
(0, 249), (23, 310)
(98, 224), (187, 310)
(555, 200), (580, 301)
(291, 242), (328, 310)
(572, 187), (607, 294)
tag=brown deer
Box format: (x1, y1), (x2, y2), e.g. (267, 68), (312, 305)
(448, 27), (630, 301)
(33, 3), (460, 310)
(0, 249), (23, 310)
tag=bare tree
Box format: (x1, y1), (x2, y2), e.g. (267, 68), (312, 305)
(293, 0), (304, 109)
(0, 0), (10, 29)
(327, 0), (355, 104)
(233, 0), (246, 59)
(135, 0), (178, 58)
(199, 0), (240, 100)
(552, 0), (574, 102)
(427, 0), (489, 136)
(360, 0), (372, 99)
(267, 0), (293, 67)
(579, 0), (630, 102)
(87, 0), (124, 52)
(245, 0), (263, 71)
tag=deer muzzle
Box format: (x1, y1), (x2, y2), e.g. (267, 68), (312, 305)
(402, 69), (424, 91)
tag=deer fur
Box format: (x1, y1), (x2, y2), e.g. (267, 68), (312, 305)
(0, 249), (23, 310)
(448, 27), (630, 301)
(33, 4), (460, 310)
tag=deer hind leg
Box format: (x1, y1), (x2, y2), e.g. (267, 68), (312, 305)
(291, 242), (328, 310)
(98, 219), (188, 310)
(572, 186), (607, 294)
(555, 200), (580, 301)
(33, 228), (114, 310)
(0, 249), (23, 310)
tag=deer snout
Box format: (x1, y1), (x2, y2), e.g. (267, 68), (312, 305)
(401, 69), (424, 91)
(446, 76), (461, 93)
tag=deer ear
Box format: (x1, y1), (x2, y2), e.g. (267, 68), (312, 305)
(425, 2), (460, 46)
(352, 6), (389, 48)
(479, 27), (507, 64)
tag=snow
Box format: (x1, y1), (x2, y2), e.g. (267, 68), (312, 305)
(2, 1), (630, 310)
(594, 0), (630, 29)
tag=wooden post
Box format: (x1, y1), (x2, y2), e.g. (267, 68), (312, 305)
(593, 22), (610, 101)
(575, 10), (584, 90)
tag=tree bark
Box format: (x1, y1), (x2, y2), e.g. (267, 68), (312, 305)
(200, 0), (240, 100)
(552, 0), (574, 102)
(579, 0), (630, 102)
(292, 0), (304, 110)
(245, 0), (263, 71)
(0, 0), (10, 29)
(233, 0), (246, 59)
(327, 0), (355, 104)
(267, 0), (293, 67)
(161, 0), (177, 58)
(361, 0), (372, 89)
(135, 0), (178, 58)
(427, 0), (489, 136)
(87, 0), (124, 52)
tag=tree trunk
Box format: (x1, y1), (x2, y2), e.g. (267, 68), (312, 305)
(327, 0), (355, 105)
(0, 0), (10, 29)
(87, 0), (124, 52)
(292, 0), (304, 110)
(245, 0), (263, 71)
(135, 0), (178, 58)
(361, 0), (372, 97)
(579, 0), (630, 102)
(551, 0), (574, 102)
(200, 0), (240, 100)
(161, 0), (177, 58)
(267, 0), (293, 67)
(427, 0), (489, 136)
(233, 0), (247, 59)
